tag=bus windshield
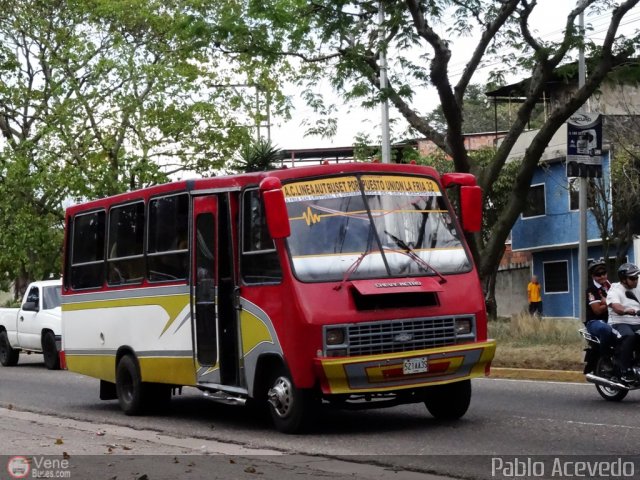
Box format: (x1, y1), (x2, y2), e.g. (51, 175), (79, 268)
(283, 174), (471, 282)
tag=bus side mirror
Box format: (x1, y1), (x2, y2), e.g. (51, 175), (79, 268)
(460, 185), (482, 232)
(441, 172), (477, 188)
(259, 177), (291, 239)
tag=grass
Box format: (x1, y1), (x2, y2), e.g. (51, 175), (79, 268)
(488, 313), (584, 371)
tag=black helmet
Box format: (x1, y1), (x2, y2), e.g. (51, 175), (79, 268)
(588, 260), (606, 275)
(618, 263), (640, 280)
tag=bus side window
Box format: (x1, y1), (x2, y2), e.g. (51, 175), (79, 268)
(69, 210), (106, 290)
(107, 201), (145, 285)
(147, 194), (189, 283)
(241, 189), (282, 284)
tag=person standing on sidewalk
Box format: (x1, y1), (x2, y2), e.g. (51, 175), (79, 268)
(527, 275), (542, 317)
(585, 260), (614, 348)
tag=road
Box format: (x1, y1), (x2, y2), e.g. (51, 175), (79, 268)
(2, 355), (640, 479)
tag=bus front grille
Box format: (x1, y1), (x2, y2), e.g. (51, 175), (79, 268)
(345, 317), (458, 356)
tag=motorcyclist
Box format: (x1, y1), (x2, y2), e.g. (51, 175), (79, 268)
(606, 263), (640, 383)
(585, 260), (614, 348)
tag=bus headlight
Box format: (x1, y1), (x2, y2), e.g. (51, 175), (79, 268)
(455, 318), (472, 335)
(326, 328), (346, 345)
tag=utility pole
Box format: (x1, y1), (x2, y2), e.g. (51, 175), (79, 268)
(379, 1), (391, 163)
(578, 12), (587, 323)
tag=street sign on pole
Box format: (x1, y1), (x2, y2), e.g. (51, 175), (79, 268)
(566, 112), (603, 178)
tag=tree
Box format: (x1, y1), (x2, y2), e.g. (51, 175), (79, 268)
(228, 138), (284, 172)
(425, 83), (544, 134)
(213, 0), (640, 311)
(0, 0), (290, 292)
(419, 147), (521, 316)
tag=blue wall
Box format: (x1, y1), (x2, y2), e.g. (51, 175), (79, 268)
(512, 157), (609, 251)
(530, 246), (629, 318)
(510, 154), (638, 318)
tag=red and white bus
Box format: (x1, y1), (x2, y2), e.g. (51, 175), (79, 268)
(61, 162), (495, 433)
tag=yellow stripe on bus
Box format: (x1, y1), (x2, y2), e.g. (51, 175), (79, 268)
(65, 354), (197, 386)
(240, 309), (274, 355)
(62, 294), (190, 335)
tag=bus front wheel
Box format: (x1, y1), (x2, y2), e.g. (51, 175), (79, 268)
(424, 379), (471, 420)
(266, 367), (317, 433)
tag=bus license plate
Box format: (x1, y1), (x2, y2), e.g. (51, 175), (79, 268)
(403, 356), (428, 375)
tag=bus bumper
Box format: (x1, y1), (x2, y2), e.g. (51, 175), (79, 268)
(314, 340), (496, 395)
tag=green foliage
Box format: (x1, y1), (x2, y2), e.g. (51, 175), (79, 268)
(0, 0), (290, 285)
(417, 147), (521, 246)
(228, 138), (284, 173)
(213, 0), (640, 299)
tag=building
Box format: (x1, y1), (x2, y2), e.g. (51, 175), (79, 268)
(507, 125), (639, 318)
(490, 60), (640, 319)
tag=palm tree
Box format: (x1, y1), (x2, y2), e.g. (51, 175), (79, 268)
(232, 139), (283, 173)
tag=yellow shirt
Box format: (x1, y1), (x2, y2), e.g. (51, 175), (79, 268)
(528, 282), (541, 302)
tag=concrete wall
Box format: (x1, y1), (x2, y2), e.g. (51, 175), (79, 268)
(496, 267), (530, 317)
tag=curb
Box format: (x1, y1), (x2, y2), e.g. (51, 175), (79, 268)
(489, 367), (585, 383)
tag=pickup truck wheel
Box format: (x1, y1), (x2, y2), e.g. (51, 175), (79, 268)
(0, 330), (19, 367)
(42, 331), (60, 370)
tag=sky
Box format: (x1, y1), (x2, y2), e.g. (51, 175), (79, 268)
(268, 1), (640, 151)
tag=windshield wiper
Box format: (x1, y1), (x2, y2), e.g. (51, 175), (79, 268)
(384, 231), (447, 284)
(333, 247), (375, 291)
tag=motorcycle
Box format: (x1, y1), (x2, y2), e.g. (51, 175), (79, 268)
(580, 321), (640, 401)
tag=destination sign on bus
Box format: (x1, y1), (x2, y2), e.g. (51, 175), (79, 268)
(283, 175), (441, 202)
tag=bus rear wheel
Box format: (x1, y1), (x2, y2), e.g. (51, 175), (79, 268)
(116, 355), (148, 415)
(266, 367), (317, 433)
(424, 379), (471, 420)
(116, 355), (171, 415)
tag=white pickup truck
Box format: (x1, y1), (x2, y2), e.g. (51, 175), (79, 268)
(0, 279), (62, 370)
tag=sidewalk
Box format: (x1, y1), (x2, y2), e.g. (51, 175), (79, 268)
(0, 407), (448, 480)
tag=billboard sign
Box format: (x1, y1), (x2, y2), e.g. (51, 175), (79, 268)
(566, 112), (602, 165)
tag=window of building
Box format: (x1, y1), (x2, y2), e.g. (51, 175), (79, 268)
(70, 210), (106, 289)
(107, 201), (145, 285)
(147, 194), (189, 282)
(522, 184), (545, 218)
(543, 261), (569, 293)
(241, 189), (282, 284)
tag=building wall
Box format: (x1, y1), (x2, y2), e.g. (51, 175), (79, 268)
(496, 266), (530, 317)
(530, 244), (637, 319)
(417, 132), (504, 157)
(511, 155), (610, 251)
(550, 82), (640, 116)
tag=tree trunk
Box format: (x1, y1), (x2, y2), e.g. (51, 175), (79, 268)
(483, 265), (499, 321)
(14, 269), (31, 301)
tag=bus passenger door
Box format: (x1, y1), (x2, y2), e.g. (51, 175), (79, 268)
(192, 194), (239, 387)
(193, 197), (218, 369)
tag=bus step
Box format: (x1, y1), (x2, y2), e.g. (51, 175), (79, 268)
(202, 390), (247, 406)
